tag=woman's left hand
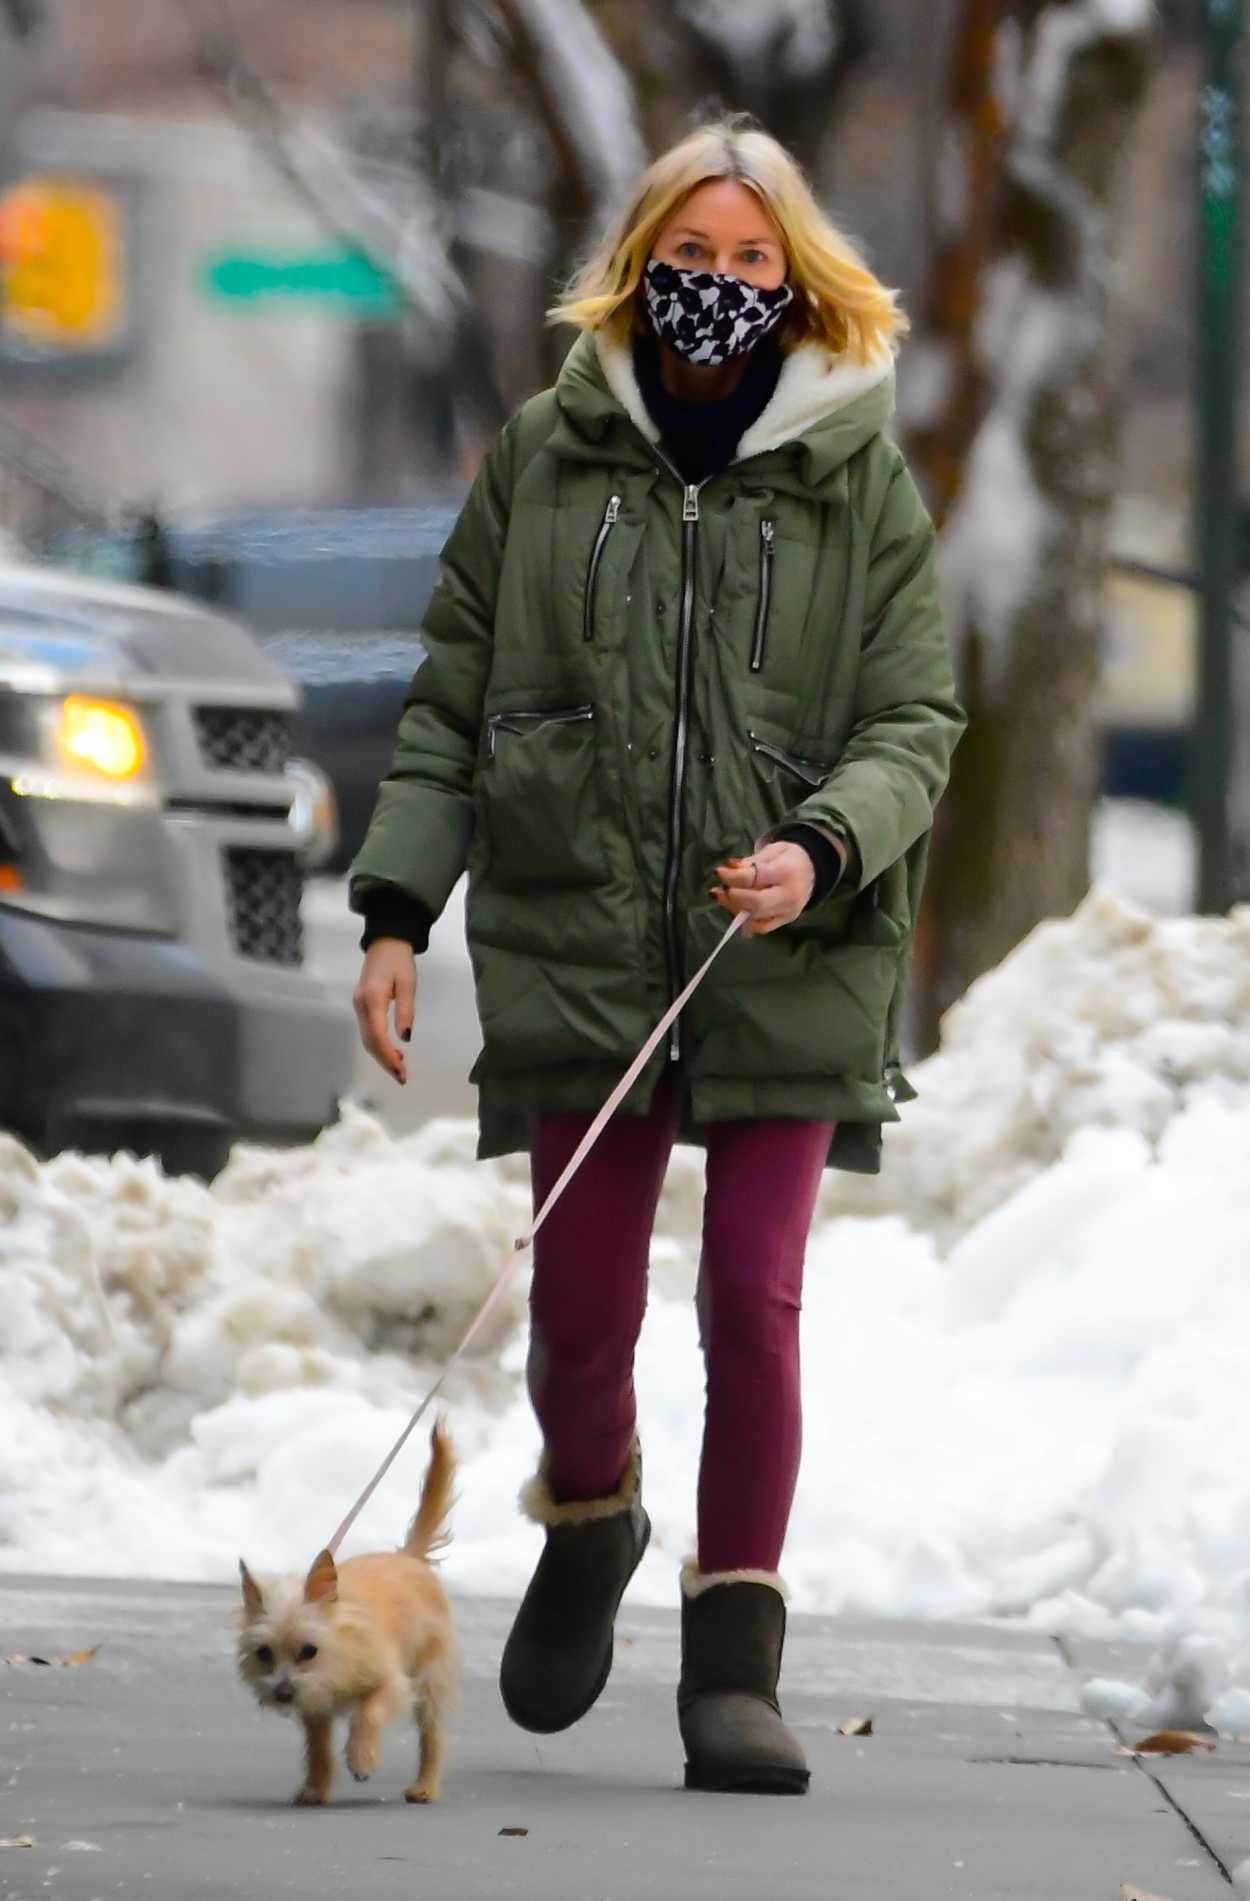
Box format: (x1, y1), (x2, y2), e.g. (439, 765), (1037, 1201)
(711, 840), (814, 936)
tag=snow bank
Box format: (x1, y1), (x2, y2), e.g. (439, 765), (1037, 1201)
(5, 888), (1250, 1728)
(823, 886), (1250, 1244)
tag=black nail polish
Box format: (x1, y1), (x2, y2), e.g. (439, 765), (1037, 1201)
(400, 1028), (411, 1043)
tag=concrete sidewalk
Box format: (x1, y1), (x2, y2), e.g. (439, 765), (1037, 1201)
(1, 1576), (1245, 1901)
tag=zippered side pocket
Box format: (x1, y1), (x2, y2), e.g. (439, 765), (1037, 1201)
(749, 519), (775, 673)
(748, 730), (831, 788)
(583, 495), (621, 643)
(480, 703), (603, 892)
(487, 704), (594, 758)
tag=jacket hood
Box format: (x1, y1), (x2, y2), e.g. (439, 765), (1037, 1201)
(551, 327), (896, 492)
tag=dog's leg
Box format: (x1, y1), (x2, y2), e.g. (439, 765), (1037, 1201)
(345, 1689), (389, 1783)
(405, 1658), (453, 1804)
(295, 1714), (334, 1806)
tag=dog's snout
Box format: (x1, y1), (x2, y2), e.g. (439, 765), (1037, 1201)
(273, 1681), (296, 1704)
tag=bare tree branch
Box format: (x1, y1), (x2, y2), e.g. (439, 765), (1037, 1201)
(185, 0), (463, 332)
(0, 409), (119, 535)
(492, 0), (647, 225)
(667, 0), (872, 179)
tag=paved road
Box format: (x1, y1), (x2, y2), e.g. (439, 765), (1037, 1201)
(2, 1576), (1245, 1900)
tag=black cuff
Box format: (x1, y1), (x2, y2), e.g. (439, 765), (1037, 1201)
(355, 889), (435, 954)
(773, 824), (845, 908)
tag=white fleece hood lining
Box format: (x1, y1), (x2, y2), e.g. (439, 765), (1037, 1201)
(594, 330), (894, 467)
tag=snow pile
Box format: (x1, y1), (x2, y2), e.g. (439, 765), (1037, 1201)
(0, 1111), (534, 1580)
(5, 888), (1250, 1729)
(825, 886), (1250, 1244)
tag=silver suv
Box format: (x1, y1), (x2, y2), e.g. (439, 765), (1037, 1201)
(0, 562), (355, 1177)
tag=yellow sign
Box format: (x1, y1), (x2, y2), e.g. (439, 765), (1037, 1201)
(0, 175), (127, 356)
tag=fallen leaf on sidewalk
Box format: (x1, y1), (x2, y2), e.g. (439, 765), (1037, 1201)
(498, 1827), (528, 1838)
(837, 1717), (874, 1736)
(1115, 1729), (1217, 1758)
(0, 1836), (34, 1850)
(2, 1645), (99, 1668)
(1120, 1885), (1172, 1900)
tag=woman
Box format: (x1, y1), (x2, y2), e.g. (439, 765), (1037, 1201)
(350, 119), (964, 1796)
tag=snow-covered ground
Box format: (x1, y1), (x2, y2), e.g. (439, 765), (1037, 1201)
(9, 798), (1250, 1729)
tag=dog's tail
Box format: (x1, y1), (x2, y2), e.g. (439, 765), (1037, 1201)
(403, 1420), (456, 1562)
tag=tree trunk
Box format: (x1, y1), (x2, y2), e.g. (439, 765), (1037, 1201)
(905, 0), (1012, 528)
(913, 2), (1154, 1051)
(664, 0), (873, 183)
(585, 0), (873, 184)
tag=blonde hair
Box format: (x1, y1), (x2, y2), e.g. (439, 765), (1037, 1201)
(550, 119), (907, 364)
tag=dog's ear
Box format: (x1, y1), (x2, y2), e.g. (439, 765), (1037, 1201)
(304, 1548), (338, 1605)
(238, 1559), (264, 1619)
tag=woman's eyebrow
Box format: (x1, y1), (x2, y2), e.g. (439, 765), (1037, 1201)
(672, 226), (778, 246)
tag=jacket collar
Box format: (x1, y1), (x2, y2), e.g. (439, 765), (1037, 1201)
(550, 327), (896, 493)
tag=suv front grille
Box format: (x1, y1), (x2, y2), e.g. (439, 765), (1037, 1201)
(223, 847), (304, 966)
(194, 706), (291, 775)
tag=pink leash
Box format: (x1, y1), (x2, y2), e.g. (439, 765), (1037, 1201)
(325, 908), (747, 1556)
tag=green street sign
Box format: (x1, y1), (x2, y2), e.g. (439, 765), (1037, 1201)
(201, 247), (403, 317)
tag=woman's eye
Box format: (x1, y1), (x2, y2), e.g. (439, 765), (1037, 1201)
(741, 249), (766, 265)
(297, 1644), (318, 1663)
(255, 1645), (274, 1666)
(676, 241), (702, 259)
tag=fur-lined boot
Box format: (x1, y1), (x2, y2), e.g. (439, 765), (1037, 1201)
(499, 1442), (649, 1734)
(678, 1566), (810, 1794)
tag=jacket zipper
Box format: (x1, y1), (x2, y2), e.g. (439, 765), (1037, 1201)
(656, 459), (706, 1064)
(749, 519), (775, 672)
(747, 731), (830, 787)
(487, 703), (594, 758)
(583, 494), (621, 642)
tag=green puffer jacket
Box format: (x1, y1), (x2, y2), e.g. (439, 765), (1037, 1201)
(351, 327), (965, 1173)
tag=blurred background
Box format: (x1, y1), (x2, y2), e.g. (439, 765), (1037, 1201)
(0, 0), (1244, 1159)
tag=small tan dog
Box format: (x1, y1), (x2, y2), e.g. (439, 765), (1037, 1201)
(237, 1421), (457, 1807)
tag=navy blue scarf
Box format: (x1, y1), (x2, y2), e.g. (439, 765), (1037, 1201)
(632, 330), (782, 486)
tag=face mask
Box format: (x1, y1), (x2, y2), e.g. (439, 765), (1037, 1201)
(643, 257), (794, 367)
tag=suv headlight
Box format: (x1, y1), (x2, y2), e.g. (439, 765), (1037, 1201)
(3, 693), (155, 806)
(0, 691), (173, 931)
(284, 756), (339, 870)
(55, 695), (147, 781)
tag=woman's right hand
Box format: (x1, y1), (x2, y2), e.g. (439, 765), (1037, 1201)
(353, 938), (417, 1085)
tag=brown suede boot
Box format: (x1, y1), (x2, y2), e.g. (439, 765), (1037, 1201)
(678, 1567), (811, 1794)
(499, 1443), (649, 1734)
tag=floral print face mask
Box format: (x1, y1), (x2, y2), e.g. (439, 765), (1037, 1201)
(642, 258), (794, 367)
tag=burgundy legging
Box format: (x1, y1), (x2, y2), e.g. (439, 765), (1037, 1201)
(527, 1073), (834, 1574)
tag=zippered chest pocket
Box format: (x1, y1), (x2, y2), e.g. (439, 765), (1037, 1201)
(584, 495), (621, 643)
(738, 516), (824, 686)
(750, 519), (775, 672)
(480, 704), (607, 893)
